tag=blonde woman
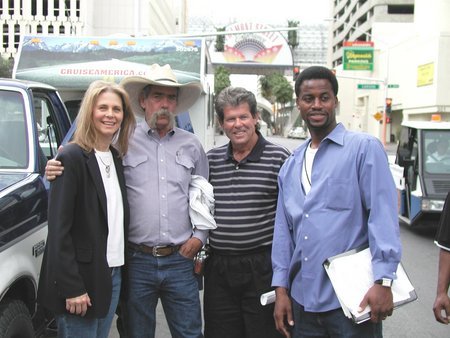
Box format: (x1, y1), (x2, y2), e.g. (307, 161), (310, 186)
(38, 80), (135, 338)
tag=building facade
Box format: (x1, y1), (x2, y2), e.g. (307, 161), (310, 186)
(0, 0), (186, 59)
(329, 0), (414, 69)
(294, 23), (328, 69)
(330, 0), (450, 144)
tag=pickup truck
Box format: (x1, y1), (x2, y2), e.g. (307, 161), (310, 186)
(0, 78), (71, 336)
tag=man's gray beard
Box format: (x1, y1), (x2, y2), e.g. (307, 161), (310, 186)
(148, 108), (175, 130)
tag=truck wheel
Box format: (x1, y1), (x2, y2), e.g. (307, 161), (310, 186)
(0, 300), (34, 338)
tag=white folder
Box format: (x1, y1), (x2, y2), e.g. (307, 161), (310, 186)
(323, 246), (417, 324)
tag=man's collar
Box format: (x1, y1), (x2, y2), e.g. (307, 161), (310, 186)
(325, 123), (345, 146)
(294, 123), (345, 157)
(225, 131), (266, 162)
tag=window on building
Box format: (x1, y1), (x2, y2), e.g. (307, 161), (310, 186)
(14, 23), (20, 49)
(357, 13), (367, 26)
(358, 0), (367, 6)
(64, 0), (70, 16)
(388, 5), (414, 15)
(53, 0), (59, 16)
(75, 0), (80, 17)
(2, 24), (8, 49)
(43, 0), (48, 16)
(31, 0), (36, 15)
(0, 0), (16, 15)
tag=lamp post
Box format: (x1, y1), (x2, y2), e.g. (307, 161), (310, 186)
(381, 48), (390, 146)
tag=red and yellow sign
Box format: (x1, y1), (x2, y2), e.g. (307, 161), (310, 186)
(212, 22), (292, 66)
(343, 41), (374, 71)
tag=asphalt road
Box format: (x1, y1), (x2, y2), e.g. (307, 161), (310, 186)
(107, 136), (449, 337)
(382, 223), (449, 338)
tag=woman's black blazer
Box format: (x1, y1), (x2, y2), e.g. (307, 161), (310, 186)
(37, 143), (129, 318)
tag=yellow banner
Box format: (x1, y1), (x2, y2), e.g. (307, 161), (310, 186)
(417, 63), (434, 87)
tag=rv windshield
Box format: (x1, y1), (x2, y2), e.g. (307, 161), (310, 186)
(424, 130), (450, 174)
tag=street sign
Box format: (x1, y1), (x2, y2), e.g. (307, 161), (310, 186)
(357, 84), (380, 90)
(373, 112), (383, 121)
(343, 46), (374, 71)
(343, 41), (374, 71)
(388, 84), (400, 88)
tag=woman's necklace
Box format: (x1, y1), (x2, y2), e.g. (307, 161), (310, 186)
(96, 152), (112, 178)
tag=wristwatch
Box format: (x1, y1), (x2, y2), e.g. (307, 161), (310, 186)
(374, 278), (393, 287)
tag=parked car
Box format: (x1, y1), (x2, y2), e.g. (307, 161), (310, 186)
(0, 78), (71, 336)
(287, 127), (307, 139)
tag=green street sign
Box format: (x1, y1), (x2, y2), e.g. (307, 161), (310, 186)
(357, 84), (380, 90)
(388, 84), (400, 88)
(343, 47), (374, 71)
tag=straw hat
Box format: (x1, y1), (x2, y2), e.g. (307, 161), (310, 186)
(120, 64), (203, 116)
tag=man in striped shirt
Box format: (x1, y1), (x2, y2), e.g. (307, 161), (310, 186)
(204, 87), (290, 338)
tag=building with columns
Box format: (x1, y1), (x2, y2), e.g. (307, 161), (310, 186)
(0, 0), (187, 58)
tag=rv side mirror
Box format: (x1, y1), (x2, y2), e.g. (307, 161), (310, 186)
(397, 156), (414, 167)
(396, 146), (412, 167)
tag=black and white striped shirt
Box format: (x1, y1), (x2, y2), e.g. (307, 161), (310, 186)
(207, 134), (291, 253)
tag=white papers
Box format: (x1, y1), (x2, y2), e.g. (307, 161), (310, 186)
(260, 290), (276, 306)
(323, 247), (417, 324)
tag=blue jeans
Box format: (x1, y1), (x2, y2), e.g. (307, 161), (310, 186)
(56, 266), (121, 338)
(126, 248), (202, 338)
(291, 299), (382, 338)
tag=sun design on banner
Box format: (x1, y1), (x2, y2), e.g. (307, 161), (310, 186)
(224, 38), (282, 63)
(221, 22), (289, 65)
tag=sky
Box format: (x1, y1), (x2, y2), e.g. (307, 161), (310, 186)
(187, 0), (332, 26)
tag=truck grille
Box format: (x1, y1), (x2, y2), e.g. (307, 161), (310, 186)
(433, 180), (450, 194)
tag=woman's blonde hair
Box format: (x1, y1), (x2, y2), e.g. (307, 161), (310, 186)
(72, 80), (135, 157)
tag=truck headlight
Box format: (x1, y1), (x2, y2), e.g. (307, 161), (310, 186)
(422, 199), (444, 211)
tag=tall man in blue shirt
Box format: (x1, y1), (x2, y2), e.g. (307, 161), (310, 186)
(271, 66), (402, 338)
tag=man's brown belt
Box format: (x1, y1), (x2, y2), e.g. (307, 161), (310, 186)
(128, 242), (180, 257)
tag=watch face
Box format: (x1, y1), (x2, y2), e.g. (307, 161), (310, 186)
(382, 278), (393, 287)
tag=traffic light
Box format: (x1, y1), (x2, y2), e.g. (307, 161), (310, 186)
(293, 66), (300, 81)
(385, 97), (392, 117)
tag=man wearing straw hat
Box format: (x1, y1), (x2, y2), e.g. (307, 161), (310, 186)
(46, 64), (208, 337)
(119, 64), (207, 338)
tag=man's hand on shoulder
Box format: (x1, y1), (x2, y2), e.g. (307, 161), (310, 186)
(45, 158), (64, 181)
(45, 145), (64, 181)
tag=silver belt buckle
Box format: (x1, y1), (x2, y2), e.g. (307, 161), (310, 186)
(152, 245), (163, 257)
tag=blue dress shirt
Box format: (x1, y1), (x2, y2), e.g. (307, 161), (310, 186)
(272, 123), (402, 312)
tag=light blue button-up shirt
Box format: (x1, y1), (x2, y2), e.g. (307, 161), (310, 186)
(123, 121), (209, 246)
(272, 123), (401, 312)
